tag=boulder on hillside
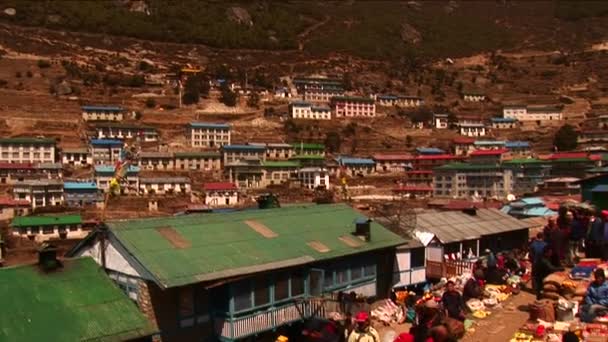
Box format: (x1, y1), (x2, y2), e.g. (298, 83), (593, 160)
(400, 22), (422, 44)
(227, 6), (253, 26)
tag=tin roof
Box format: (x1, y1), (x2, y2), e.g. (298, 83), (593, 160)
(90, 139), (123, 146)
(81, 105), (123, 112)
(336, 157), (375, 165)
(100, 204), (406, 288)
(140, 177), (190, 184)
(470, 148), (509, 156)
(63, 182), (98, 190)
(12, 214), (82, 227)
(372, 153), (414, 161)
(222, 144), (266, 151)
(189, 122), (230, 129)
(203, 182), (237, 191)
(415, 208), (533, 244)
(416, 147), (445, 155)
(0, 257), (157, 341)
(0, 137), (55, 145)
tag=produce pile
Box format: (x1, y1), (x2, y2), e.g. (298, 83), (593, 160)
(542, 272), (590, 303)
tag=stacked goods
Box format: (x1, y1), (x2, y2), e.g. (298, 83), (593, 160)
(542, 273), (567, 301)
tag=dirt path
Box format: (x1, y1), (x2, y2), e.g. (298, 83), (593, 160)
(462, 290), (535, 342)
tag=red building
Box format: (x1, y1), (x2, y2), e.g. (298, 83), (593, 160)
(331, 96), (376, 118)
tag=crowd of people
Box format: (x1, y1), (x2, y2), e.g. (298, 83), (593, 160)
(529, 207), (608, 323)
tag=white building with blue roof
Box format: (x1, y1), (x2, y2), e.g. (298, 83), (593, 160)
(90, 139), (123, 165)
(490, 117), (519, 129)
(505, 141), (531, 155)
(63, 181), (102, 207)
(94, 165), (140, 194)
(187, 122), (231, 148)
(81, 105), (124, 121)
(288, 101), (331, 120)
(335, 156), (376, 176)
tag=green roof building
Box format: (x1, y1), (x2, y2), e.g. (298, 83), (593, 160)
(10, 214), (86, 243)
(0, 257), (157, 341)
(69, 204), (407, 341)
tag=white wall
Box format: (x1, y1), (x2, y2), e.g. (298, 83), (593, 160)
(75, 239), (142, 277)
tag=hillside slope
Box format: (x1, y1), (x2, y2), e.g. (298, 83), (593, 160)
(1, 1), (608, 61)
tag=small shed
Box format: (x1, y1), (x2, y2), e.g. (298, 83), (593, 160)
(414, 208), (534, 279)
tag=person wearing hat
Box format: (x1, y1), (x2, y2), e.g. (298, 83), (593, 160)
(347, 311), (379, 342)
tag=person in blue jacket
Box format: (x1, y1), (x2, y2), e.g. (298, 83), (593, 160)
(581, 268), (608, 322)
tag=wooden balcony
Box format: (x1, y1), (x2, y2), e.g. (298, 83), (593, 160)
(426, 260), (476, 279)
(215, 301), (310, 341)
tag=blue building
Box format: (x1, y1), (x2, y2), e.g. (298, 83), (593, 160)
(505, 141), (531, 155)
(335, 156), (376, 176)
(416, 147), (445, 155)
(501, 197), (556, 219)
(64, 181), (102, 207)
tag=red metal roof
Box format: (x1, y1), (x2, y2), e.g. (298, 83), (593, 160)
(392, 186), (433, 192)
(548, 152), (588, 160)
(470, 148), (509, 156)
(415, 154), (461, 160)
(372, 153), (414, 161)
(453, 137), (475, 144)
(0, 163), (34, 170)
(203, 182), (237, 191)
(0, 196), (30, 206)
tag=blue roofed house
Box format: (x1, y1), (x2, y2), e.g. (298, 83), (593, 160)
(64, 181), (102, 207)
(473, 140), (506, 150)
(505, 141), (531, 156)
(90, 139), (124, 165)
(68, 204), (408, 342)
(81, 105), (124, 121)
(187, 122), (231, 148)
(375, 94), (423, 107)
(335, 156), (376, 176)
(94, 165), (140, 195)
(416, 147), (445, 155)
(490, 117), (519, 129)
(501, 197), (557, 219)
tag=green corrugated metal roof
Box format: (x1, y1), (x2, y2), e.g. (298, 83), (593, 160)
(108, 204), (406, 288)
(0, 137), (55, 144)
(290, 143), (325, 150)
(503, 158), (545, 165)
(12, 215), (82, 227)
(551, 158), (592, 163)
(261, 161), (300, 168)
(290, 154), (325, 160)
(0, 257), (157, 341)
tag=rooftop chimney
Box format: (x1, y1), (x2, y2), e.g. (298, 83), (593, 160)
(38, 243), (62, 272)
(354, 218), (372, 242)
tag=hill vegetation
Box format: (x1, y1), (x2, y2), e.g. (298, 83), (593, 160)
(1, 1), (608, 62)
